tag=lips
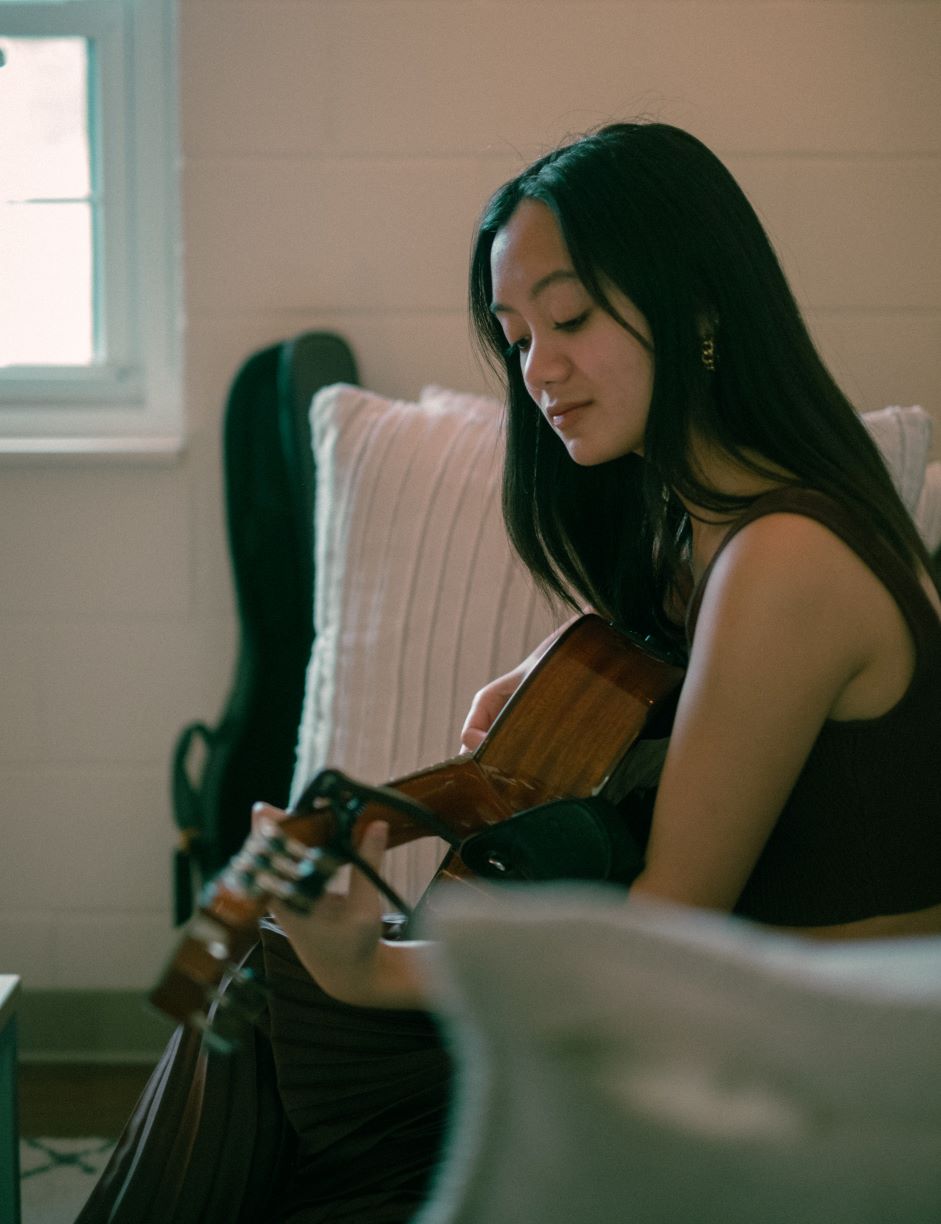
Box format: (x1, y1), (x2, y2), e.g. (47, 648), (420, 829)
(545, 400), (592, 428)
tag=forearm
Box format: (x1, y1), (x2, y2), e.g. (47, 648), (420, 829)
(270, 883), (433, 1011)
(371, 939), (432, 1009)
(316, 938), (431, 1011)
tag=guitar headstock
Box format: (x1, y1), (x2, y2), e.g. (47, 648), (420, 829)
(150, 818), (347, 1046)
(149, 909), (263, 1050)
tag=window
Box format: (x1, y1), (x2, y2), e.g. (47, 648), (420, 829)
(0, 0), (181, 454)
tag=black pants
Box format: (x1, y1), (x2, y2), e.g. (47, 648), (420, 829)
(76, 925), (452, 1224)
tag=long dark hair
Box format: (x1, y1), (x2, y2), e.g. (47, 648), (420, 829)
(469, 122), (931, 646)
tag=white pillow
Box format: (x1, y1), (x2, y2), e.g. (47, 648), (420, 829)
(290, 383), (560, 902)
(861, 404), (932, 516)
(916, 462), (941, 555)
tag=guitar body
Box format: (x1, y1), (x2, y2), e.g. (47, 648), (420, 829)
(150, 615), (684, 1033)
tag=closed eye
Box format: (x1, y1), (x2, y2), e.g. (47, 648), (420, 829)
(555, 309), (592, 333)
(503, 310), (592, 360)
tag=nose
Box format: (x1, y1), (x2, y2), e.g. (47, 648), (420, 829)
(522, 332), (569, 396)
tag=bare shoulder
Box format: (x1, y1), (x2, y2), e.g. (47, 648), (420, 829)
(637, 512), (869, 911)
(704, 510), (881, 631)
(699, 509), (921, 720)
(725, 507), (862, 568)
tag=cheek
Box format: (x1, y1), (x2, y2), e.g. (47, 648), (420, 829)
(612, 346), (653, 400)
(520, 362), (541, 406)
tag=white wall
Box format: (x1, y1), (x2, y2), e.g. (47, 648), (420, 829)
(1, 0), (938, 999)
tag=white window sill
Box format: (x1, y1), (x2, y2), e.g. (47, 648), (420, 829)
(0, 434), (185, 463)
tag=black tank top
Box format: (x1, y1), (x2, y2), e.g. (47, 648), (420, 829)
(685, 488), (941, 926)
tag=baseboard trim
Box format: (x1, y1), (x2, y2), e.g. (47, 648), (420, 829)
(17, 990), (172, 1064)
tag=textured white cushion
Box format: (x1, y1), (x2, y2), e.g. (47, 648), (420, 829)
(418, 886), (941, 1224)
(861, 405), (940, 551)
(861, 404), (931, 517)
(290, 383), (559, 901)
(915, 462), (941, 554)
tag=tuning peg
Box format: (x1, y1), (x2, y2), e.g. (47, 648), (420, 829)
(220, 818), (345, 906)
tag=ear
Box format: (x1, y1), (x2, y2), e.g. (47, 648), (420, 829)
(696, 310), (719, 372)
(696, 309), (720, 339)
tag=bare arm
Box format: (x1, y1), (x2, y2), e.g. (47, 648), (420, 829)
(630, 512), (891, 912)
(264, 516), (906, 1003)
(257, 614), (590, 1010)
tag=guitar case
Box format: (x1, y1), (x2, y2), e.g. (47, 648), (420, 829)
(171, 331), (358, 923)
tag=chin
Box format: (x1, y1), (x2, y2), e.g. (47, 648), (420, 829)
(565, 439), (638, 466)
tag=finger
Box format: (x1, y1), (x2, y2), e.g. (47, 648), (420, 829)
(460, 727), (486, 752)
(348, 820), (389, 906)
(460, 692), (492, 751)
(357, 820), (389, 871)
(460, 702), (481, 743)
(252, 800), (286, 833)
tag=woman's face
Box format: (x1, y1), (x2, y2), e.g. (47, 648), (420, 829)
(490, 198), (654, 465)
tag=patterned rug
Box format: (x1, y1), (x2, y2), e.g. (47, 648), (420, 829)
(19, 1138), (114, 1223)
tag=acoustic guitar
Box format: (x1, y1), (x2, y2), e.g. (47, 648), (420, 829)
(150, 615), (684, 1043)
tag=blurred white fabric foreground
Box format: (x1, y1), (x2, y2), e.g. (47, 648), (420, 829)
(416, 886), (941, 1224)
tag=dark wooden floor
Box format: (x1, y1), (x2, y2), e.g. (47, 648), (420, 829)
(18, 1062), (156, 1138)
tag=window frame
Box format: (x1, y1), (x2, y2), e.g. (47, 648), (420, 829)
(0, 0), (181, 456)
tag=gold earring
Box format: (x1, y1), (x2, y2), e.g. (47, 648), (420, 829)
(701, 335), (716, 372)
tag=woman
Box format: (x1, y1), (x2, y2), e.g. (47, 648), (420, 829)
(80, 122), (941, 1223)
(276, 123), (941, 1007)
(252, 123), (941, 1221)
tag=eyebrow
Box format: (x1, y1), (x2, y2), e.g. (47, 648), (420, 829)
(490, 268), (580, 314)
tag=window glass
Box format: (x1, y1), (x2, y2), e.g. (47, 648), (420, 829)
(0, 35), (94, 367)
(0, 201), (93, 364)
(0, 2), (181, 452)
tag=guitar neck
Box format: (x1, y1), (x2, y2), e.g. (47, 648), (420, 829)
(149, 614), (684, 1034)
